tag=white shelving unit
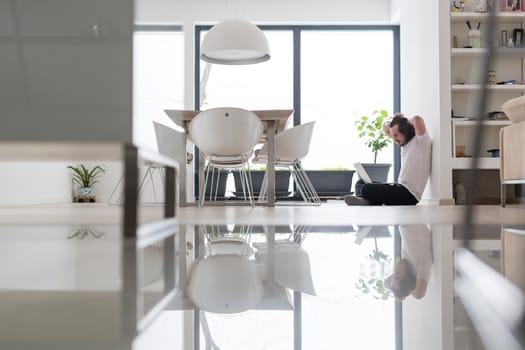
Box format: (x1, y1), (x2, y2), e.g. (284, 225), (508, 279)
(449, 10), (523, 204)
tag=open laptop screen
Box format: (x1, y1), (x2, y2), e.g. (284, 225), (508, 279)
(354, 162), (373, 184)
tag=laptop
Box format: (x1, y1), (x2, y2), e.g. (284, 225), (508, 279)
(354, 162), (373, 184)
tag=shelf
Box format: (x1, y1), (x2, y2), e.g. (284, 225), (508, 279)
(452, 120), (512, 126)
(451, 48), (486, 56)
(451, 48), (525, 56)
(451, 12), (525, 23)
(451, 157), (500, 169)
(451, 84), (525, 92)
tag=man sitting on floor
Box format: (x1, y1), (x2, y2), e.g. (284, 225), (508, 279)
(345, 113), (432, 206)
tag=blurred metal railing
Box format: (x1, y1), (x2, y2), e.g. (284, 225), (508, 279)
(121, 144), (179, 343)
(455, 4), (525, 349)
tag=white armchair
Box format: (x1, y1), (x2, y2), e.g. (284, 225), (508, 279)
(500, 95), (525, 206)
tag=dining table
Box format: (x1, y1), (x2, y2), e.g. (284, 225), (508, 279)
(164, 109), (294, 207)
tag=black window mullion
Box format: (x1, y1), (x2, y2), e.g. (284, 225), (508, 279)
(293, 29), (301, 126)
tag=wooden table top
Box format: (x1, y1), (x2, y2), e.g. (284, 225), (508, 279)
(164, 109), (294, 135)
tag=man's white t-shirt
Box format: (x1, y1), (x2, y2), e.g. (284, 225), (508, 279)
(398, 132), (432, 201)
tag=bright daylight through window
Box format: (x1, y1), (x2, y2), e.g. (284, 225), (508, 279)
(199, 28), (395, 182)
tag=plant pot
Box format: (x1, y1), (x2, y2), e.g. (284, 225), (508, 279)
(361, 163), (391, 183)
(75, 186), (96, 203)
(203, 169), (229, 198)
(232, 170), (290, 197)
(304, 170), (355, 197)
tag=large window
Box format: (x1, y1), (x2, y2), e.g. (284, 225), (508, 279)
(195, 25), (399, 178)
(133, 26), (184, 148)
(301, 30), (395, 175)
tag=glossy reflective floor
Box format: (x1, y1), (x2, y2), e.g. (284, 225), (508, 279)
(1, 203), (523, 350)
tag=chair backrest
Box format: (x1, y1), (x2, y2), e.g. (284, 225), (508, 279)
(189, 107), (264, 156)
(259, 121), (315, 161)
(153, 122), (186, 163)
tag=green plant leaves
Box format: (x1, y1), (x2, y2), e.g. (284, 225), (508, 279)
(356, 277), (393, 300)
(355, 109), (392, 163)
(67, 164), (105, 187)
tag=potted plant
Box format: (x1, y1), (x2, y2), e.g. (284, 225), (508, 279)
(355, 109), (392, 182)
(232, 167), (290, 198)
(202, 167), (229, 199)
(67, 164), (105, 203)
(304, 167), (355, 198)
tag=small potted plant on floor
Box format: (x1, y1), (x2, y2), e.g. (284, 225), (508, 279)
(355, 109), (392, 182)
(67, 164), (105, 203)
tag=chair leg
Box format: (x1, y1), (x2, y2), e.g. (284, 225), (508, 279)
(108, 173), (125, 205)
(293, 162), (321, 205)
(239, 169), (248, 201)
(208, 167), (215, 202)
(258, 170), (269, 203)
(109, 164), (166, 205)
(292, 169), (308, 202)
(245, 163), (255, 207)
(199, 163), (211, 207)
(137, 165), (153, 201)
(214, 168), (221, 201)
(240, 168), (252, 206)
(148, 167), (159, 203)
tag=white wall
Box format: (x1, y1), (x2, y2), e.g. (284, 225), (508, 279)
(399, 0), (452, 202)
(0, 161), (124, 205)
(136, 0), (393, 24)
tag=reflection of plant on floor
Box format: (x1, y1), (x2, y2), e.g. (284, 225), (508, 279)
(356, 237), (393, 300)
(356, 277), (391, 300)
(369, 235), (390, 263)
(67, 227), (105, 240)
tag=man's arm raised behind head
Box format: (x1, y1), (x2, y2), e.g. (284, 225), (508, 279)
(409, 115), (427, 136)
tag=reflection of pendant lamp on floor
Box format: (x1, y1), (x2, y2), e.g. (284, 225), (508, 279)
(201, 19), (270, 65)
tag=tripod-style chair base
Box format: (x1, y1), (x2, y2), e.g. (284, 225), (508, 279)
(254, 121), (320, 206)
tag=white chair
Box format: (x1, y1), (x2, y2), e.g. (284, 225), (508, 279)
(189, 107), (263, 206)
(253, 121), (320, 205)
(108, 122), (184, 205)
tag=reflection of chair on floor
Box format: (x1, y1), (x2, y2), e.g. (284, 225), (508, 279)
(253, 225), (315, 295)
(253, 121), (320, 205)
(108, 122), (183, 204)
(202, 224), (254, 257)
(188, 225), (263, 313)
(189, 107), (263, 206)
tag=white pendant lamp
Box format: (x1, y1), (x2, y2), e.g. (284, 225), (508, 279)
(201, 19), (270, 65)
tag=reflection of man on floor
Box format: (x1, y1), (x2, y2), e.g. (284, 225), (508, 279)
(385, 225), (433, 300)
